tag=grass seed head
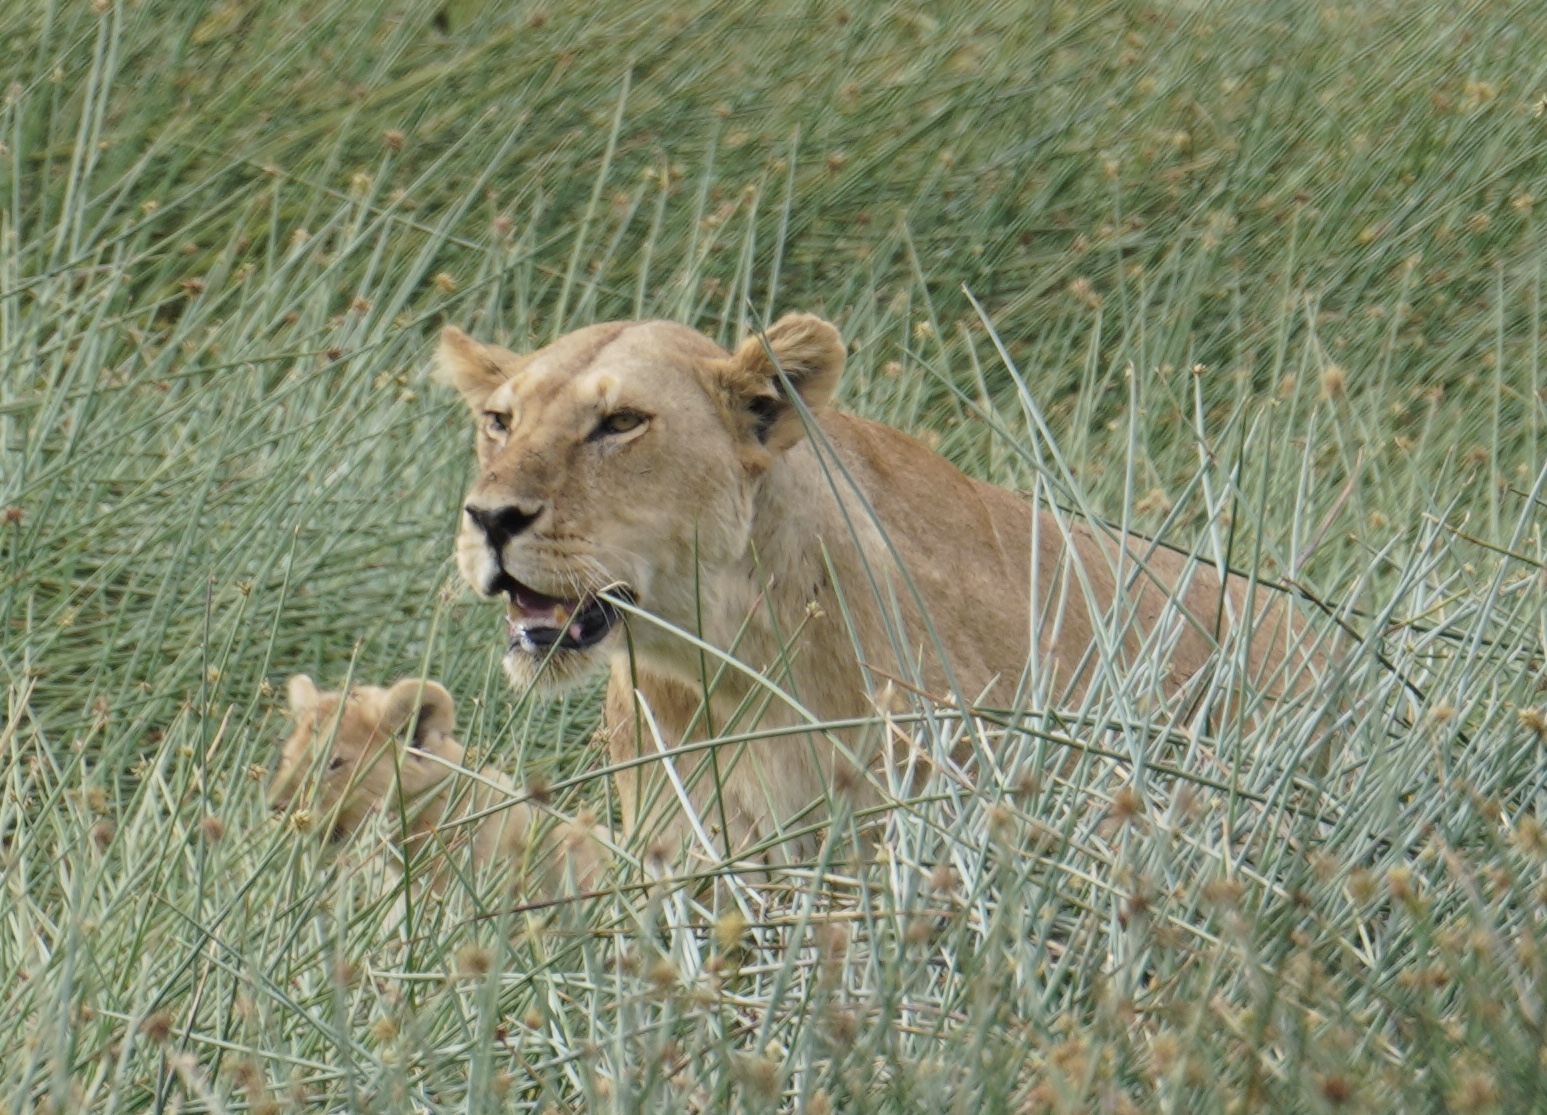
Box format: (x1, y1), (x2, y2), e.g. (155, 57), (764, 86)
(455, 944), (494, 978)
(1321, 363), (1347, 398)
(713, 910), (748, 951)
(90, 819), (115, 851)
(647, 957), (678, 990)
(1317, 1073), (1355, 1107)
(734, 1052), (782, 1101)
(139, 1010), (173, 1043)
(1448, 1070), (1499, 1113)
(823, 1008), (857, 1050)
(1202, 875), (1243, 909)
(987, 801), (1014, 838)
(1109, 784), (1144, 825)
(1068, 276), (1102, 308)
(1511, 814), (1547, 857)
(1387, 866), (1417, 905)
(1347, 867), (1377, 904)
(1148, 1029), (1180, 1077)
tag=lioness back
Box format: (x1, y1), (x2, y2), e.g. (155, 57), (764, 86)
(436, 314), (1325, 862)
(769, 409), (1312, 713)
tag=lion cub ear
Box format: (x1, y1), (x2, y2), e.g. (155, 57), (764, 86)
(380, 679), (456, 748)
(434, 325), (530, 411)
(713, 313), (845, 460)
(287, 674), (321, 716)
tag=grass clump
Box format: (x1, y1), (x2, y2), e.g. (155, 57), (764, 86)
(5, 0), (1547, 1111)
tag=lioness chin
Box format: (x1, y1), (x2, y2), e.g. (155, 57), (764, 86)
(437, 313), (1324, 864)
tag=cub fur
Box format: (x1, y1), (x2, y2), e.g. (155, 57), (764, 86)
(437, 314), (1325, 862)
(269, 675), (607, 896)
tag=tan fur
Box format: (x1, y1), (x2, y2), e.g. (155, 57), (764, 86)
(439, 314), (1326, 863)
(268, 675), (608, 896)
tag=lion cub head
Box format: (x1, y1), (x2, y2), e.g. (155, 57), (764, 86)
(268, 674), (457, 839)
(437, 314), (845, 692)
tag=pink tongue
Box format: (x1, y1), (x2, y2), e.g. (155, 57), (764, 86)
(513, 584), (566, 613)
(508, 584), (580, 629)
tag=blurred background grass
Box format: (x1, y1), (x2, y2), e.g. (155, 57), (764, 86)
(5, 0), (1547, 1111)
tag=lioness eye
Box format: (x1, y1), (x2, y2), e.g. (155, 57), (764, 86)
(484, 411), (509, 435)
(593, 410), (646, 439)
(327, 757), (344, 771)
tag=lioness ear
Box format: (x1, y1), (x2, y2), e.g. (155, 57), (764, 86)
(380, 679), (456, 747)
(287, 674), (320, 716)
(714, 313), (845, 458)
(433, 325), (529, 411)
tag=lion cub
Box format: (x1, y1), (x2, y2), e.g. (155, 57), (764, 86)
(268, 674), (607, 900)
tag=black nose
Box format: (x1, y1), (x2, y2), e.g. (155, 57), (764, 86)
(466, 503), (541, 550)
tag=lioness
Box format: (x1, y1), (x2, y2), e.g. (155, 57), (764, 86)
(437, 314), (1320, 862)
(269, 675), (607, 896)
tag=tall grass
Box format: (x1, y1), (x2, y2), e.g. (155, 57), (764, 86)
(4, 0), (1547, 1111)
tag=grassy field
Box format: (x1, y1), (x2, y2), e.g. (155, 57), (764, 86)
(5, 0), (1547, 1110)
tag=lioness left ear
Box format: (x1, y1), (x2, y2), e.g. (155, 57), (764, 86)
(433, 325), (530, 412)
(714, 313), (845, 458)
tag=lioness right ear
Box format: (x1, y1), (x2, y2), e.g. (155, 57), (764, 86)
(380, 679), (456, 747)
(712, 313), (845, 462)
(433, 325), (530, 411)
(287, 674), (320, 716)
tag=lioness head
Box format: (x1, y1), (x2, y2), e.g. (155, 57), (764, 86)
(437, 314), (845, 692)
(268, 674), (457, 838)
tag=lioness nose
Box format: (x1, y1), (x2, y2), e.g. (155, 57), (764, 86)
(466, 503), (541, 549)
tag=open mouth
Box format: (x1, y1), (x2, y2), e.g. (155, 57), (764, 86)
(496, 574), (632, 654)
